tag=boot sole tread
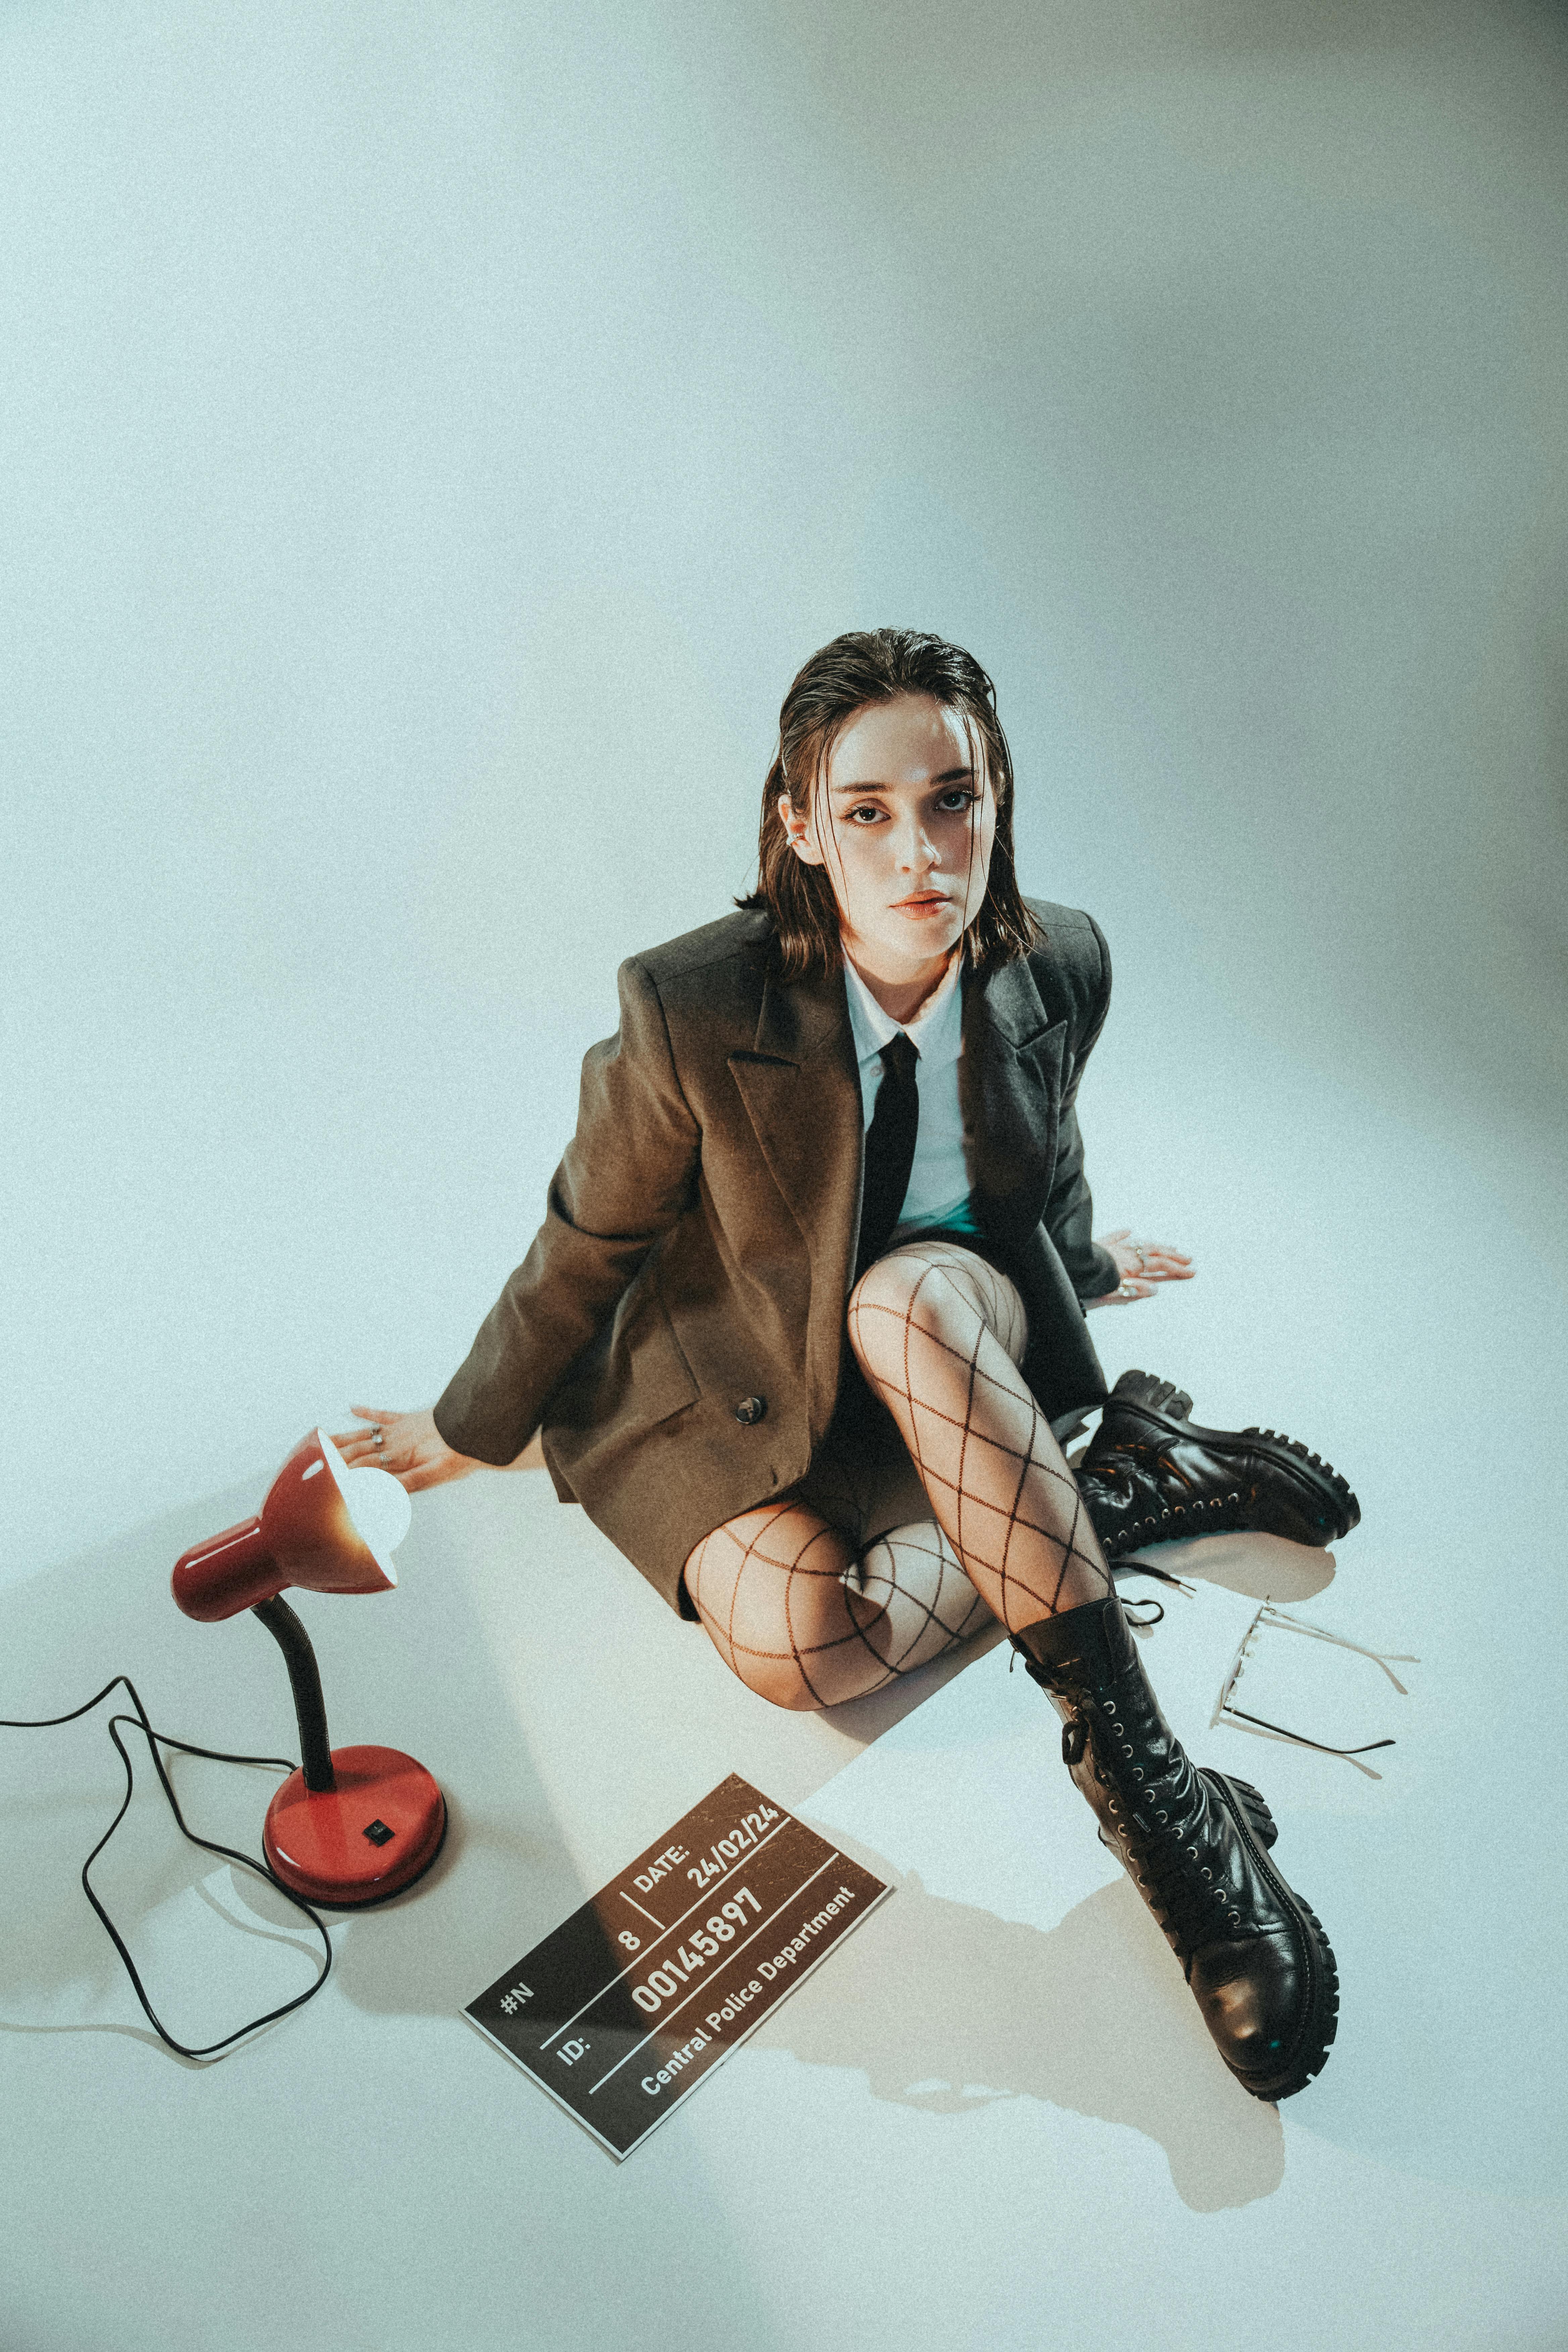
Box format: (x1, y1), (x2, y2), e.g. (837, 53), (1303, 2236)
(1097, 1377), (1361, 1546)
(1207, 1769), (1340, 2103)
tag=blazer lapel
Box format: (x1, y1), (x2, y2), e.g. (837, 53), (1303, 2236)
(726, 948), (1065, 1298)
(962, 957), (1066, 1246)
(726, 962), (863, 1299)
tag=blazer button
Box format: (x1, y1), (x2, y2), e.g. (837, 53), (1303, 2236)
(734, 1394), (767, 1426)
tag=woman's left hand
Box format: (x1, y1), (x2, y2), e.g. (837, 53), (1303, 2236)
(1084, 1228), (1195, 1309)
(329, 1404), (486, 1492)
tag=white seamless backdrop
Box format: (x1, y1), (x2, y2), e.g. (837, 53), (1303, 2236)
(3, 0), (1566, 1585)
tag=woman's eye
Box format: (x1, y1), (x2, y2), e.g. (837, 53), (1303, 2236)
(845, 804), (885, 824)
(936, 789), (978, 812)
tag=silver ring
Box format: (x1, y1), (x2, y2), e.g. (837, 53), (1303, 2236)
(1132, 1243), (1147, 1271)
(371, 1424), (385, 1448)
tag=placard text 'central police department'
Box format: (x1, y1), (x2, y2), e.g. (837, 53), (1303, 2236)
(465, 1774), (888, 2158)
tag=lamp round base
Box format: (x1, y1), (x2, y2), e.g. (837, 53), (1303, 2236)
(263, 1745), (446, 1907)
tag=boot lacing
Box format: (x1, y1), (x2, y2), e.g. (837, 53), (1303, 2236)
(1068, 1690), (1252, 1964)
(1105, 1487), (1244, 1559)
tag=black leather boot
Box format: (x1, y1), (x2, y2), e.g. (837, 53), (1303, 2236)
(1013, 1594), (1339, 2101)
(1077, 1371), (1360, 1561)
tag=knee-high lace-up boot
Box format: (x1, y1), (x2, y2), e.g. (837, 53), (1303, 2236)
(1075, 1371), (1361, 1562)
(1013, 1594), (1339, 2102)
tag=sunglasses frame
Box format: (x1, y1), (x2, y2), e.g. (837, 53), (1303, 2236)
(1210, 1603), (1418, 1781)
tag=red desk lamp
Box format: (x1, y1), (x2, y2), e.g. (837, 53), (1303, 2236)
(172, 1429), (446, 1907)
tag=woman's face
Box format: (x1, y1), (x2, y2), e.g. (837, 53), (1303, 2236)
(780, 693), (997, 979)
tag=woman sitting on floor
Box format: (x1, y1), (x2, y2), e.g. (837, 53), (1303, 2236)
(337, 628), (1357, 2103)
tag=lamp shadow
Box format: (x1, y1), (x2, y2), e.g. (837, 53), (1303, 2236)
(753, 1861), (1285, 2214)
(325, 1793), (589, 2019)
(0, 1779), (332, 2059)
(0, 1488), (596, 2054)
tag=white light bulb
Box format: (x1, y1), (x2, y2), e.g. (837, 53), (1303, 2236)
(317, 1430), (411, 1583)
(342, 1466), (412, 1567)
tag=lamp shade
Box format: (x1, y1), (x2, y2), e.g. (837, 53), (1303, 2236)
(172, 1429), (412, 1623)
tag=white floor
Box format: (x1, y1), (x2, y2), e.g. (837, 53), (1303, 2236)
(1, 997), (1565, 2352)
(4, 4), (1567, 2340)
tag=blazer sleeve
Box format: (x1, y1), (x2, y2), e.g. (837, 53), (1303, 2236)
(432, 956), (701, 1464)
(1042, 913), (1120, 1302)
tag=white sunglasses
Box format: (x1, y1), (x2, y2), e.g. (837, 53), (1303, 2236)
(1210, 1603), (1418, 1782)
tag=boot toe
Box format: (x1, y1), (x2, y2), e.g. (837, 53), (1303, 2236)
(1189, 1923), (1337, 2100)
(1239, 1463), (1343, 1548)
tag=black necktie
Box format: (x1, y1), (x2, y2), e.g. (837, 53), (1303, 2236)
(854, 1032), (920, 1279)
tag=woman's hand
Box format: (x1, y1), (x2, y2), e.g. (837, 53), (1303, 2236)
(1084, 1229), (1195, 1309)
(329, 1405), (486, 1494)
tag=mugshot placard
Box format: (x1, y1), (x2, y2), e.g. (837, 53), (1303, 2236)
(465, 1773), (889, 2159)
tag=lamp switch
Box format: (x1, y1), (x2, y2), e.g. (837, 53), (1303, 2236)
(363, 1819), (395, 1845)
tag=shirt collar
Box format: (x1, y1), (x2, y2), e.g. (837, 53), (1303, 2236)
(841, 949), (965, 1070)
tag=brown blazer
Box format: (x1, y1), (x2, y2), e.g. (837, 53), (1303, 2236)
(433, 897), (1120, 1613)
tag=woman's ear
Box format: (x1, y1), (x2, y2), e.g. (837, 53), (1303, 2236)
(778, 791), (825, 867)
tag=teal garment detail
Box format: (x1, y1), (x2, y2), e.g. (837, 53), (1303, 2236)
(893, 1193), (984, 1243)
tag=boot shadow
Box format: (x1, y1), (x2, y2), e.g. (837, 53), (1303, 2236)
(1122, 1531), (1337, 1604)
(753, 1864), (1284, 2212)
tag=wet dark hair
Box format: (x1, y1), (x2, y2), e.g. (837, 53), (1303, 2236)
(737, 628), (1038, 980)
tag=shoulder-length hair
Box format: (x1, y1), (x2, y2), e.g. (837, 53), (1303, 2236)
(737, 628), (1038, 981)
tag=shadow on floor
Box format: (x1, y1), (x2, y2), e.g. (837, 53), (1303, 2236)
(1122, 1529), (1337, 1604)
(754, 1861), (1285, 2213)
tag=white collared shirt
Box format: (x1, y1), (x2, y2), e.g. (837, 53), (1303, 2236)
(841, 951), (974, 1238)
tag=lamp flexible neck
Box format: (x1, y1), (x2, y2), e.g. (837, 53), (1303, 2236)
(251, 1598), (336, 1793)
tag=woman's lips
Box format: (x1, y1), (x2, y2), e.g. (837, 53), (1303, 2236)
(891, 892), (953, 914)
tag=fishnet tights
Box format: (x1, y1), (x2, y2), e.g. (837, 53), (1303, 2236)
(848, 1246), (1112, 1634)
(685, 1241), (1112, 1712)
(686, 1501), (993, 1711)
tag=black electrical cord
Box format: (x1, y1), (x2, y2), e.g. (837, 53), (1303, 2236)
(1, 1675), (332, 2059)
